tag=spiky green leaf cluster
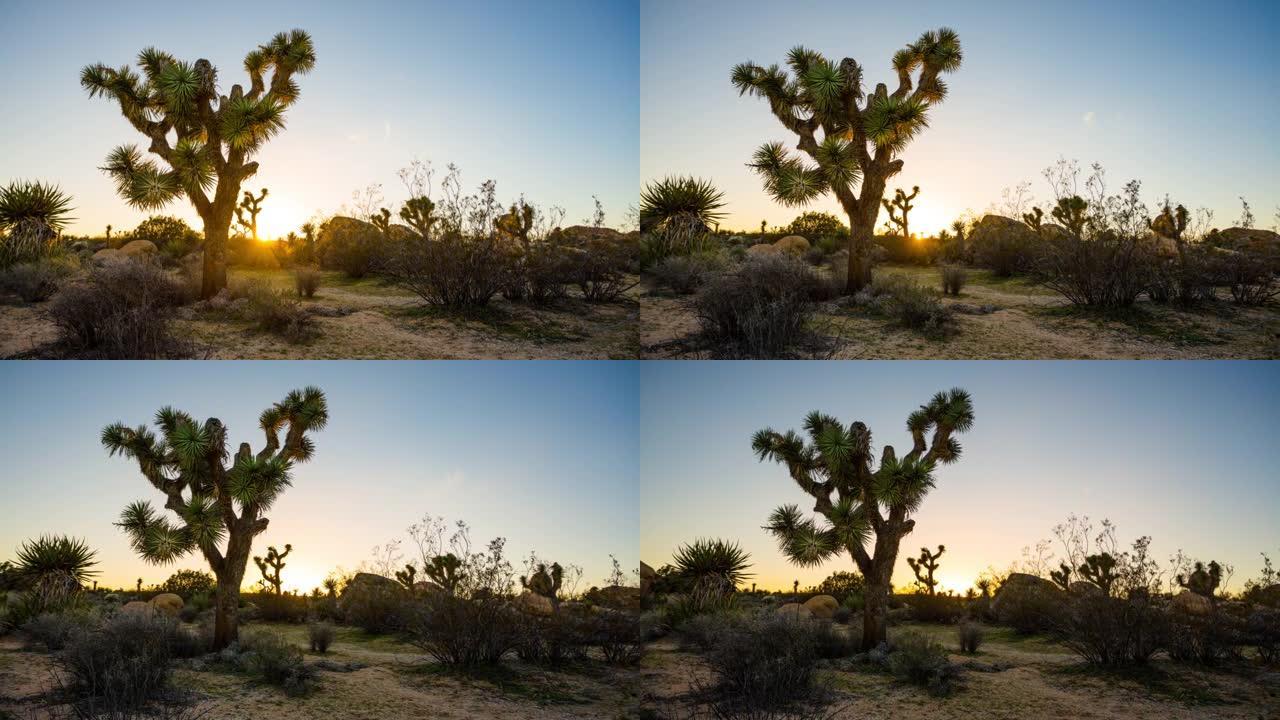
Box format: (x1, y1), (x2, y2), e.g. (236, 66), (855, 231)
(671, 538), (754, 586)
(639, 176), (727, 233)
(13, 535), (99, 585)
(0, 180), (75, 232)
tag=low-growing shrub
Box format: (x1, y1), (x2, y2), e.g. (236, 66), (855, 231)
(887, 632), (957, 696)
(246, 592), (309, 624)
(381, 235), (512, 307)
(1165, 607), (1242, 667)
(868, 275), (954, 336)
(294, 266), (322, 298)
(566, 236), (635, 302)
(833, 606), (852, 625)
(901, 594), (965, 624)
(47, 259), (190, 358)
(648, 254), (723, 295)
(1052, 592), (1164, 667)
(244, 287), (318, 343)
(341, 581), (408, 635)
(54, 613), (188, 711)
(237, 630), (316, 696)
(956, 622), (984, 654)
(405, 593), (520, 667)
(593, 611), (647, 666)
(1217, 250), (1279, 306)
(308, 622), (335, 653)
(22, 610), (96, 651)
(128, 216), (201, 260)
(940, 265), (966, 296)
(694, 254), (820, 358)
(1034, 230), (1155, 309)
(702, 612), (829, 713)
(0, 258), (72, 302)
(1246, 608), (1280, 664)
(515, 610), (592, 665)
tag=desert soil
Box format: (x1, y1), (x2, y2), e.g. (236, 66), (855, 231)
(640, 264), (1280, 359)
(0, 623), (644, 719)
(0, 268), (640, 360)
(640, 622), (1280, 719)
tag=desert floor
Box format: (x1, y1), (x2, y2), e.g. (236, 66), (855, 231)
(1, 267), (640, 360)
(640, 621), (1280, 719)
(641, 264), (1280, 359)
(0, 622), (644, 719)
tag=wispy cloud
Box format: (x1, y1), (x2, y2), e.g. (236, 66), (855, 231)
(1082, 111), (1096, 128)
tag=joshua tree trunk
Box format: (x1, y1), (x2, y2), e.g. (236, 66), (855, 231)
(841, 169), (888, 292)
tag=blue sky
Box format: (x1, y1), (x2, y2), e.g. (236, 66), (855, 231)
(1, 0), (638, 237)
(640, 361), (1280, 592)
(0, 361), (639, 591)
(642, 0), (1280, 233)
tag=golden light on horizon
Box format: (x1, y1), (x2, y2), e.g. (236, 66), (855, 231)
(255, 194), (311, 241)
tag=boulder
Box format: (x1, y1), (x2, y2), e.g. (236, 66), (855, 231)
(338, 573), (403, 614)
(746, 242), (779, 257)
(119, 239), (158, 258)
(990, 573), (1063, 618)
(1172, 590), (1213, 616)
(802, 594), (840, 620)
(587, 585), (641, 611)
(515, 591), (555, 616)
(774, 235), (811, 255)
(1250, 583), (1280, 608)
(967, 214), (1040, 268)
(1068, 581), (1103, 597)
(776, 602), (814, 620)
(149, 593), (184, 617)
(121, 600), (155, 616)
(412, 581), (445, 595)
(92, 248), (126, 265)
(640, 561), (655, 596)
(1211, 227), (1280, 254)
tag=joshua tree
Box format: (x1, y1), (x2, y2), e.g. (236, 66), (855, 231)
(235, 188), (269, 241)
(975, 577), (992, 599)
(105, 225), (112, 242)
(760, 219), (767, 234)
(371, 207), (393, 237)
(907, 544), (944, 595)
(733, 29), (962, 291)
(136, 578), (142, 593)
(103, 386), (328, 649)
(425, 553), (464, 593)
(395, 563), (417, 590)
(793, 579), (799, 594)
(1022, 206), (1045, 232)
(1178, 560), (1222, 598)
(496, 202), (535, 251)
(322, 576), (338, 599)
(1078, 552), (1118, 596)
(1051, 196), (1089, 236)
(881, 186), (920, 240)
(521, 562), (564, 608)
(81, 30), (316, 298)
(253, 543), (291, 594)
(400, 197), (438, 240)
(1152, 202), (1195, 302)
(1049, 562), (1072, 590)
(753, 388), (974, 649)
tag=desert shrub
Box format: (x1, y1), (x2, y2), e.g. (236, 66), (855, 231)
(877, 233), (939, 265)
(341, 582), (409, 635)
(405, 592), (520, 666)
(815, 572), (864, 609)
(1246, 608), (1280, 664)
(675, 610), (742, 653)
(308, 622), (335, 653)
(294, 266), (321, 298)
(246, 592), (309, 624)
(515, 610), (592, 665)
(237, 630), (316, 696)
(592, 611), (647, 666)
(3, 572), (86, 630)
(0, 257), (73, 302)
(1146, 247), (1217, 305)
(244, 286), (318, 343)
(886, 632), (957, 696)
(956, 623), (984, 654)
(940, 265), (966, 296)
(47, 259), (190, 359)
(972, 225), (1038, 277)
(1053, 592), (1164, 666)
(833, 607), (853, 625)
(648, 253), (723, 295)
(227, 233), (280, 269)
(318, 219), (384, 278)
(901, 594), (965, 624)
(1165, 608), (1242, 666)
(993, 587), (1059, 635)
(666, 576), (739, 627)
(701, 612), (829, 713)
(868, 275), (954, 336)
(128, 216), (201, 260)
(381, 235), (512, 307)
(562, 234), (635, 302)
(1034, 230), (1155, 308)
(1216, 250), (1279, 306)
(22, 610), (96, 651)
(54, 613), (182, 711)
(694, 254), (819, 358)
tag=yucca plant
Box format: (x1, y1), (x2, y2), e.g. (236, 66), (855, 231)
(102, 386), (328, 649)
(752, 388), (974, 649)
(81, 31), (316, 298)
(639, 176), (727, 235)
(13, 535), (99, 587)
(0, 180), (75, 267)
(732, 28), (962, 292)
(671, 538), (753, 589)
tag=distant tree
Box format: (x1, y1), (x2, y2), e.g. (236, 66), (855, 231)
(424, 553), (464, 594)
(733, 29), (963, 291)
(753, 389), (974, 649)
(235, 188), (269, 241)
(103, 387), (328, 649)
(881, 186), (920, 240)
(520, 562), (564, 609)
(907, 544), (944, 595)
(81, 31), (316, 297)
(786, 211), (847, 239)
(162, 568), (215, 597)
(1239, 197), (1254, 229)
(1078, 552), (1118, 596)
(1178, 560), (1223, 598)
(395, 563), (417, 590)
(816, 570), (864, 601)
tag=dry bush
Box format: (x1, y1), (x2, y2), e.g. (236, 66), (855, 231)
(514, 610), (593, 665)
(53, 613), (201, 714)
(381, 235), (513, 307)
(648, 254), (724, 295)
(940, 265), (966, 296)
(956, 622), (984, 654)
(404, 592), (520, 666)
(901, 593), (965, 624)
(235, 630), (316, 696)
(566, 236), (636, 302)
(46, 259), (191, 359)
(244, 287), (318, 343)
(864, 275), (954, 336)
(1052, 592), (1164, 667)
(294, 266), (321, 298)
(698, 612), (836, 716)
(886, 632), (958, 696)
(0, 258), (74, 302)
(308, 622), (335, 653)
(1034, 231), (1155, 308)
(1216, 250), (1279, 306)
(694, 254), (821, 358)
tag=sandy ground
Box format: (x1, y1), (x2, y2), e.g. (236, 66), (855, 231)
(0, 623), (643, 719)
(640, 622), (1280, 719)
(0, 268), (640, 360)
(641, 265), (1280, 359)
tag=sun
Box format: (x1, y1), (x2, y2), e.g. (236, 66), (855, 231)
(905, 202), (953, 238)
(254, 194), (310, 241)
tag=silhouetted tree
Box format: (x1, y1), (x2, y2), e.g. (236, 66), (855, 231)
(907, 544), (944, 595)
(253, 543), (291, 594)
